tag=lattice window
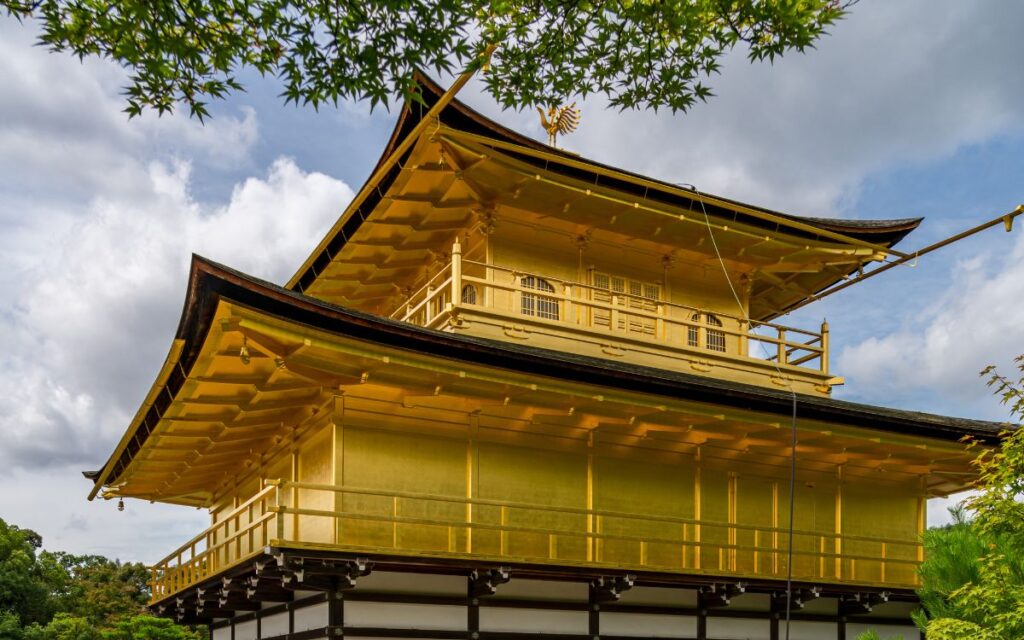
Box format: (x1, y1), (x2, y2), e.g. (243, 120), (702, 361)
(521, 276), (559, 320)
(705, 314), (726, 352)
(461, 284), (477, 305)
(591, 272), (660, 336)
(688, 313), (726, 352)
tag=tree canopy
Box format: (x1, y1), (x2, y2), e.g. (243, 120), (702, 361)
(3, 0), (856, 119)
(896, 356), (1024, 639)
(0, 517), (204, 640)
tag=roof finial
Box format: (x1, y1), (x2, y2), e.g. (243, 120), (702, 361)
(537, 103), (581, 147)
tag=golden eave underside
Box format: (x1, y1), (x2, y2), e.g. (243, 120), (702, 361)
(301, 124), (897, 320)
(101, 300), (977, 507)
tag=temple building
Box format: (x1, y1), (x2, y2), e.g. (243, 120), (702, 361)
(86, 75), (1003, 640)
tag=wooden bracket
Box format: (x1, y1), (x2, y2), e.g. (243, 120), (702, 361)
(839, 591), (889, 616)
(770, 586), (821, 613)
(590, 574), (636, 603)
(469, 567), (511, 597)
(699, 582), (746, 608)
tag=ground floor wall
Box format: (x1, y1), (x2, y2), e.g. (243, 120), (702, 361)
(206, 569), (920, 640)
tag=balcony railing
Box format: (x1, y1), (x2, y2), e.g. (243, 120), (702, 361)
(388, 242), (833, 391)
(150, 480), (921, 603)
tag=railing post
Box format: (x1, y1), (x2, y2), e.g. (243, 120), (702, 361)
(777, 329), (787, 365)
(820, 319), (830, 374)
(275, 483), (285, 542)
(738, 319), (749, 357)
(451, 240), (462, 308)
(392, 496), (399, 549)
(880, 542), (887, 584)
(564, 283), (575, 324)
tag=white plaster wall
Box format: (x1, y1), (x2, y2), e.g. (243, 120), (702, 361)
(234, 619), (256, 639)
(480, 607), (588, 634)
(788, 620), (840, 640)
(600, 612), (696, 638)
(261, 611), (289, 637)
(346, 602), (466, 631)
(294, 601), (327, 632)
(211, 625), (232, 640)
(708, 617), (770, 639)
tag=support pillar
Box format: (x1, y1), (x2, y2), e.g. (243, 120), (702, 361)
(328, 588), (344, 637)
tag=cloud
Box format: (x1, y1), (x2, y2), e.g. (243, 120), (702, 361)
(5, 465), (208, 563)
(462, 1), (1024, 217)
(0, 19), (258, 224)
(839, 231), (1024, 420)
(0, 157), (354, 471)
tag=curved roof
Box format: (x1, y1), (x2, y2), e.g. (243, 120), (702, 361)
(287, 73), (922, 321)
(88, 256), (1005, 504)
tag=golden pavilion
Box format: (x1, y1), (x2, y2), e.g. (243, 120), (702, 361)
(86, 74), (1004, 640)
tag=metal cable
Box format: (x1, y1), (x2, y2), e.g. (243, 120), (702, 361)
(683, 185), (800, 640)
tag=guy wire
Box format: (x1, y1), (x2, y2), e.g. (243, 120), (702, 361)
(684, 185), (801, 640)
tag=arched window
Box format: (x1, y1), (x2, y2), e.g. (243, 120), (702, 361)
(461, 284), (477, 305)
(705, 314), (726, 352)
(688, 313), (726, 352)
(520, 276), (559, 320)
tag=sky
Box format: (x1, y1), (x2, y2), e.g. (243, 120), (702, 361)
(1, 2), (1023, 564)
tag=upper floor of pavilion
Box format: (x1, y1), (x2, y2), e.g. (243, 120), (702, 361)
(286, 74), (922, 396)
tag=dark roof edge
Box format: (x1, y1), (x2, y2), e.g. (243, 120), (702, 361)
(100, 255), (1008, 485)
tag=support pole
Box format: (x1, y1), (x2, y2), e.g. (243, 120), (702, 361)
(467, 593), (479, 640)
(782, 204), (1024, 316)
(328, 587), (344, 637)
(696, 606), (708, 640)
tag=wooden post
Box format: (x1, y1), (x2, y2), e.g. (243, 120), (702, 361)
(739, 319), (749, 357)
(588, 583), (601, 639)
(328, 588), (344, 637)
(821, 320), (830, 374)
(451, 240), (462, 307)
(564, 283), (575, 324)
(468, 583), (480, 640)
(777, 329), (788, 365)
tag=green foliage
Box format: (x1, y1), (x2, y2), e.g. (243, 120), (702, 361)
(0, 611), (25, 640)
(103, 615), (205, 640)
(855, 631), (903, 640)
(910, 355), (1024, 639)
(0, 520), (58, 626)
(53, 555), (150, 626)
(2, 0), (857, 119)
(0, 516), (204, 639)
(22, 613), (102, 640)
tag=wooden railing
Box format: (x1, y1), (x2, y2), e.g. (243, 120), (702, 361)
(150, 480), (920, 602)
(149, 483), (279, 603)
(388, 241), (830, 377)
